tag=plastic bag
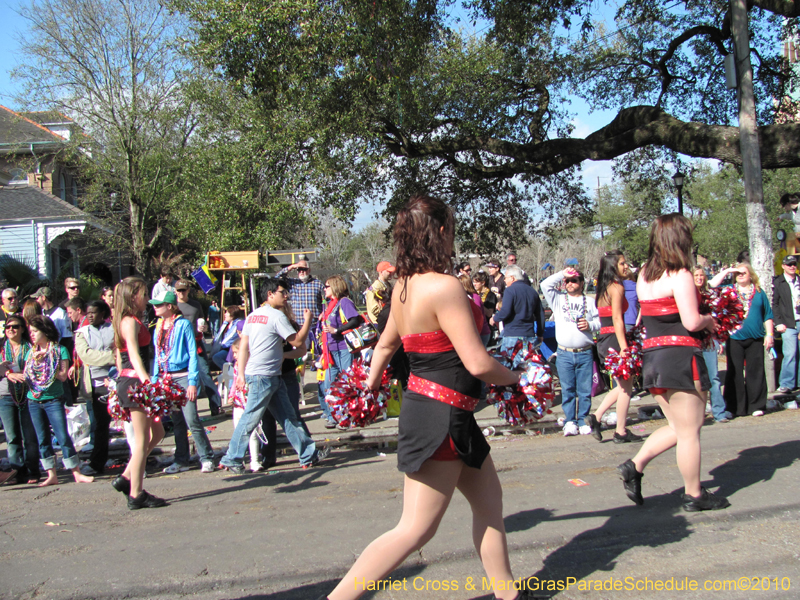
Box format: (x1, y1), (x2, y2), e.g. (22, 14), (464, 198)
(65, 404), (91, 449)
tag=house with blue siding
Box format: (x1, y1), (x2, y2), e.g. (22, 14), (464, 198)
(1, 106), (117, 284)
(0, 184), (104, 280)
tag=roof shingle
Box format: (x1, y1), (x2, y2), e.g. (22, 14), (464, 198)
(0, 185), (87, 222)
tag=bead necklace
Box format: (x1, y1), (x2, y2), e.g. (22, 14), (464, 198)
(24, 342), (60, 399)
(155, 315), (180, 375)
(2, 338), (30, 406)
(562, 294), (587, 324)
(736, 284), (755, 319)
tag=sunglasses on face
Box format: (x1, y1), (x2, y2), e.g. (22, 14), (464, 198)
(297, 268), (309, 272)
(564, 278), (581, 284)
(324, 285), (331, 289)
(67, 286), (79, 290)
(4, 325), (20, 330)
(176, 288), (188, 292)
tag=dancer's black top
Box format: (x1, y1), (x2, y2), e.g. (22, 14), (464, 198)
(117, 317), (151, 408)
(396, 330), (489, 473)
(640, 296), (710, 393)
(597, 297), (628, 361)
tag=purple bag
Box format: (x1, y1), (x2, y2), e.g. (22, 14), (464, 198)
(591, 356), (608, 397)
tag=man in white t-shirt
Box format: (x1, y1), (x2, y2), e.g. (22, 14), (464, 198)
(541, 268), (600, 437)
(219, 278), (326, 472)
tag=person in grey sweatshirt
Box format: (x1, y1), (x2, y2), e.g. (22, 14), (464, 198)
(541, 268), (600, 436)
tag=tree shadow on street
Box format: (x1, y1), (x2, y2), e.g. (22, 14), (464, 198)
(480, 502), (693, 599)
(705, 439), (800, 499)
(167, 448), (383, 504)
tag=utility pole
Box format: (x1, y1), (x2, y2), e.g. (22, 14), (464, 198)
(597, 177), (604, 240)
(731, 0), (775, 389)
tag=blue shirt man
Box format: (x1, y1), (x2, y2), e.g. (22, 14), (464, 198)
(491, 265), (545, 365)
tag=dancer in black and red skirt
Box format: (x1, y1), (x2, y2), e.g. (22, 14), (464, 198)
(586, 250), (642, 443)
(618, 214), (730, 512)
(110, 277), (167, 510)
(322, 195), (531, 600)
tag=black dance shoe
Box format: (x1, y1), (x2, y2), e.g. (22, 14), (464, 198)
(127, 491), (168, 510)
(613, 429), (644, 444)
(682, 488), (730, 512)
(111, 475), (131, 495)
(617, 459), (644, 505)
(585, 414), (602, 441)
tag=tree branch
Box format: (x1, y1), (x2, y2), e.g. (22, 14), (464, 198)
(378, 106), (800, 180)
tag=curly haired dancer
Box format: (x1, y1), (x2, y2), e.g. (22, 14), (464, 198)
(322, 195), (533, 600)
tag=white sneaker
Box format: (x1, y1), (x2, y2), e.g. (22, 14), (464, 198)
(705, 402), (712, 414)
(578, 425), (592, 436)
(563, 422), (579, 436)
(250, 461), (264, 472)
(557, 416), (566, 427)
(200, 460), (215, 473)
(751, 410), (764, 417)
(785, 400), (799, 410)
(163, 463), (190, 474)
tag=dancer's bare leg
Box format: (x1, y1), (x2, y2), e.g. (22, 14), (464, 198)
(631, 385), (705, 497)
(611, 378), (634, 435)
(456, 455), (517, 600)
(121, 413), (164, 490)
(328, 459), (462, 600)
(631, 393), (676, 472)
(126, 409), (153, 498)
(664, 386), (705, 497)
(593, 385), (620, 423)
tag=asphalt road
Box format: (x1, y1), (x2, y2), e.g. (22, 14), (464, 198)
(1, 407), (799, 600)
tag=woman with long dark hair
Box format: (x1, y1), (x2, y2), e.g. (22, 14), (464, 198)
(0, 314), (39, 484)
(111, 277), (166, 509)
(25, 315), (93, 486)
(619, 214), (729, 511)
(323, 195), (529, 600)
(585, 250), (642, 443)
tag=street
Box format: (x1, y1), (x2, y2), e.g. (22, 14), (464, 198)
(1, 399), (798, 600)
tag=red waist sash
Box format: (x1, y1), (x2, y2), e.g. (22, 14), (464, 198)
(408, 374), (479, 412)
(600, 326), (615, 335)
(119, 368), (138, 378)
(642, 335), (700, 349)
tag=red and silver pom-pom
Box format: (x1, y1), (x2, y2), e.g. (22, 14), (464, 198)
(326, 357), (392, 428)
(604, 325), (643, 380)
(128, 378), (188, 422)
(701, 287), (745, 344)
(106, 387), (131, 423)
(488, 343), (554, 426)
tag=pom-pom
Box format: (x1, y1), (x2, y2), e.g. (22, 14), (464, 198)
(326, 357), (392, 428)
(128, 376), (188, 422)
(106, 380), (131, 423)
(487, 342), (554, 426)
(700, 287), (745, 344)
(604, 325), (643, 380)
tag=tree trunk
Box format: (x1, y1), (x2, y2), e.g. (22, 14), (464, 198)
(731, 0), (775, 391)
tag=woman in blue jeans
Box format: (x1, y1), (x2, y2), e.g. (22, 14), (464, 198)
(0, 314), (39, 485)
(25, 315), (94, 487)
(320, 275), (362, 426)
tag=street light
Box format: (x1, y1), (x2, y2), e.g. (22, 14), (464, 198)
(672, 171), (685, 215)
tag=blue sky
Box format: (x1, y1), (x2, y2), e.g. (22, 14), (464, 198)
(0, 2), (616, 229)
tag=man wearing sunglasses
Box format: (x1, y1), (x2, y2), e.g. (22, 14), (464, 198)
(275, 260), (325, 329)
(0, 288), (20, 340)
(541, 268), (601, 437)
